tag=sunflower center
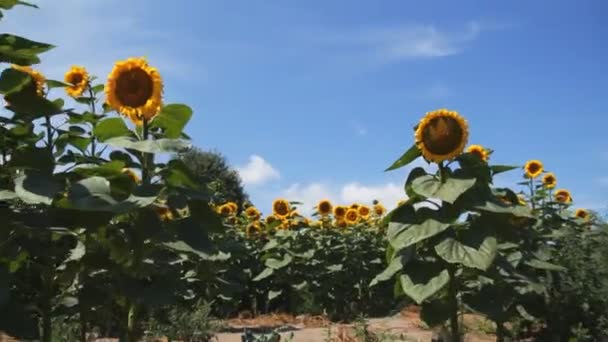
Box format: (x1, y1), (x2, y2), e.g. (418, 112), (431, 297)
(69, 73), (84, 86)
(422, 117), (464, 156)
(528, 164), (541, 174)
(115, 68), (154, 108)
(274, 202), (289, 216)
(319, 202), (331, 213)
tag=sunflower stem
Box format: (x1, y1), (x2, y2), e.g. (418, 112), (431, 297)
(87, 83), (97, 158)
(438, 161), (447, 184)
(530, 178), (536, 211)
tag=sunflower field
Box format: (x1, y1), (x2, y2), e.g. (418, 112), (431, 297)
(2, 3), (608, 342)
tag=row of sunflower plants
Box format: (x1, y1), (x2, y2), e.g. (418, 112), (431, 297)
(208, 199), (396, 321)
(1, 3), (224, 342)
(372, 108), (605, 341)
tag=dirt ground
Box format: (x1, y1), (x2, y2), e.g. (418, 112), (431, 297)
(1, 307), (497, 342)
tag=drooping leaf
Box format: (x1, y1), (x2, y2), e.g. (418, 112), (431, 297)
(14, 173), (63, 205)
(434, 235), (497, 271)
(265, 254), (293, 269)
(399, 261), (449, 304)
(388, 219), (451, 251)
(0, 33), (54, 65)
(253, 268), (274, 282)
(370, 247), (414, 287)
(0, 67), (30, 94)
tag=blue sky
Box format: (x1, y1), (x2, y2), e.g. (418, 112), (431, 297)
(4, 0), (607, 215)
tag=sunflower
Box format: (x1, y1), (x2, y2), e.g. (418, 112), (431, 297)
(415, 109), (469, 163)
(336, 219), (348, 228)
(265, 215), (278, 225)
(155, 206), (173, 222)
(574, 209), (589, 221)
(333, 205), (347, 218)
(373, 204), (386, 216)
(245, 221), (261, 237)
(245, 206), (260, 220)
(272, 198), (291, 218)
(105, 57), (163, 125)
(122, 168), (140, 183)
(554, 189), (572, 204)
(224, 202), (237, 214)
(8, 64), (46, 97)
(467, 144), (488, 162)
(357, 205), (371, 219)
(317, 199), (333, 216)
(218, 204), (232, 216)
(524, 160), (543, 179)
(350, 203), (360, 210)
(64, 65), (89, 98)
(345, 209), (359, 225)
(542, 173), (557, 189)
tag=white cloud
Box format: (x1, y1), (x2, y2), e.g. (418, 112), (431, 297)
(316, 20), (496, 64)
(237, 155), (280, 186)
(283, 183), (336, 213)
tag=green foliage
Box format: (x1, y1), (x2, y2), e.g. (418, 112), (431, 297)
(176, 147), (249, 211)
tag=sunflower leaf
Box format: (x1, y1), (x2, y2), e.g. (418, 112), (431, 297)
(94, 118), (134, 142)
(104, 136), (192, 154)
(0, 68), (30, 94)
(0, 33), (54, 65)
(490, 165), (520, 175)
(45, 79), (71, 89)
(385, 144), (421, 172)
(150, 104), (193, 139)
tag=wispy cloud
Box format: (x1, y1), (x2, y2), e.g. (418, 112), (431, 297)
(237, 155), (280, 186)
(314, 20), (498, 65)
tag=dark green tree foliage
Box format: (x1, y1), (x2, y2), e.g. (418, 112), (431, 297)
(177, 147), (248, 210)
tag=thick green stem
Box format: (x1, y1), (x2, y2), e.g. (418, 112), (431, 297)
(447, 266), (460, 342)
(45, 115), (53, 153)
(127, 301), (138, 342)
(41, 270), (53, 342)
(530, 178), (536, 211)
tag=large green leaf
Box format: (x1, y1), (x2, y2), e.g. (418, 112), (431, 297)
(63, 176), (159, 213)
(474, 201), (534, 218)
(5, 92), (63, 117)
(0, 33), (53, 65)
(388, 219), (451, 251)
(411, 175), (476, 204)
(104, 136), (191, 154)
(0, 67), (30, 94)
(163, 159), (199, 189)
(434, 235), (497, 271)
(14, 173), (63, 205)
(150, 104), (193, 139)
(93, 117), (133, 142)
(399, 262), (449, 304)
(385, 144), (421, 171)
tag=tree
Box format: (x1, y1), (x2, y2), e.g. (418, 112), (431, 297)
(176, 147), (249, 211)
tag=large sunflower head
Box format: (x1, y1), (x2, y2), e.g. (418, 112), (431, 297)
(333, 205), (347, 218)
(415, 109), (469, 163)
(344, 209), (359, 225)
(554, 189), (572, 204)
(64, 65), (89, 98)
(466, 144), (489, 162)
(272, 198), (291, 218)
(245, 206), (260, 220)
(524, 160), (543, 179)
(574, 209), (590, 221)
(357, 205), (371, 219)
(373, 204), (386, 216)
(317, 199), (333, 216)
(105, 57), (163, 125)
(542, 172), (557, 189)
(9, 64), (46, 97)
